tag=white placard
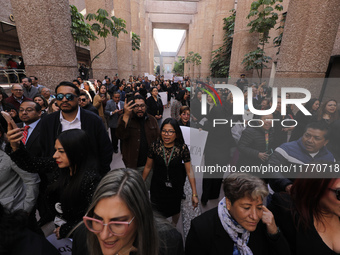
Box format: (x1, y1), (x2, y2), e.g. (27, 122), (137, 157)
(144, 73), (149, 76)
(180, 126), (208, 166)
(174, 76), (183, 82)
(164, 73), (173, 80)
(47, 234), (72, 254)
(148, 75), (156, 81)
(159, 92), (167, 105)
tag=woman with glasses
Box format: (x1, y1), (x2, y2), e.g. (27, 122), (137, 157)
(270, 177), (340, 255)
(143, 118), (199, 226)
(73, 168), (184, 255)
(6, 128), (101, 239)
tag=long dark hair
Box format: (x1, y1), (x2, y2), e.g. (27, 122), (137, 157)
(316, 99), (339, 123)
(175, 90), (188, 105)
(160, 118), (185, 145)
(50, 129), (98, 210)
(304, 98), (319, 113)
(290, 178), (335, 231)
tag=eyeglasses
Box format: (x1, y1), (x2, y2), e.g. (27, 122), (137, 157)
(13, 89), (23, 92)
(134, 104), (146, 109)
(19, 107), (35, 113)
(80, 98), (87, 102)
(83, 216), (135, 236)
(56, 93), (77, 101)
(329, 188), (340, 200)
(161, 129), (176, 136)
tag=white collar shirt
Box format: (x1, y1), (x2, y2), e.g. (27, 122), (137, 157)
(60, 106), (81, 131)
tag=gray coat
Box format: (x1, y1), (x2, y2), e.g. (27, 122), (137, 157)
(23, 86), (39, 99)
(105, 100), (124, 128)
(0, 150), (40, 212)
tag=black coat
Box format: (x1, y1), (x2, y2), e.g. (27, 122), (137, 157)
(146, 96), (164, 117)
(185, 207), (291, 255)
(237, 126), (274, 167)
(39, 108), (113, 176)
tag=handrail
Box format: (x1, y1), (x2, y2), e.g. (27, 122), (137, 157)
(0, 69), (26, 84)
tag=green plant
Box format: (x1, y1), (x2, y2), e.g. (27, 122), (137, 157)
(70, 5), (97, 47)
(210, 10), (236, 78)
(132, 32), (141, 51)
(242, 0), (283, 80)
(186, 51), (202, 78)
(273, 12), (286, 55)
(173, 56), (185, 76)
(242, 48), (272, 78)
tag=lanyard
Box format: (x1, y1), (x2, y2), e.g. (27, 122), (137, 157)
(265, 131), (269, 152)
(162, 145), (175, 181)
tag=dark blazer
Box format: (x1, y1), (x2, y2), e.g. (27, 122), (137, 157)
(185, 207), (291, 255)
(104, 100), (124, 128)
(5, 95), (32, 110)
(39, 108), (113, 176)
(146, 96), (164, 117)
(18, 121), (42, 157)
(82, 103), (99, 115)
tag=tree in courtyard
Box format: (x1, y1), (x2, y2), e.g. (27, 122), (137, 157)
(186, 51), (202, 79)
(210, 10), (236, 78)
(242, 0), (283, 80)
(70, 5), (128, 77)
(173, 56), (185, 76)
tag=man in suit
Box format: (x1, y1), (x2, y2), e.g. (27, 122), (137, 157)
(17, 101), (42, 157)
(105, 92), (124, 153)
(39, 81), (113, 176)
(22, 77), (39, 99)
(5, 84), (32, 110)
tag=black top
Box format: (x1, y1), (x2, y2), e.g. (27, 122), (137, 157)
(148, 139), (190, 198)
(9, 145), (101, 238)
(186, 207), (291, 255)
(269, 192), (340, 255)
(146, 96), (164, 117)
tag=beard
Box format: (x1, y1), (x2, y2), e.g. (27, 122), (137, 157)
(61, 104), (78, 113)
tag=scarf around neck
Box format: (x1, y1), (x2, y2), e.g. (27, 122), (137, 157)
(217, 198), (253, 255)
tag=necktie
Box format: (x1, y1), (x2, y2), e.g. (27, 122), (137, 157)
(21, 125), (30, 145)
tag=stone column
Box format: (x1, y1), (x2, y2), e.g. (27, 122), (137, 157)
(184, 28), (189, 76)
(131, 0), (141, 76)
(10, 0), (78, 88)
(139, 1), (147, 76)
(276, 0), (340, 97)
(229, 0), (259, 78)
(86, 0), (118, 80)
(198, 0), (217, 79)
(194, 0), (206, 79)
(149, 20), (154, 74)
(212, 0), (235, 51)
(114, 0), (133, 80)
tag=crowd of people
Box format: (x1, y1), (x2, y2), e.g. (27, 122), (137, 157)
(0, 72), (339, 255)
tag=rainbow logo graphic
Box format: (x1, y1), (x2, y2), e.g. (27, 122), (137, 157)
(197, 82), (222, 106)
